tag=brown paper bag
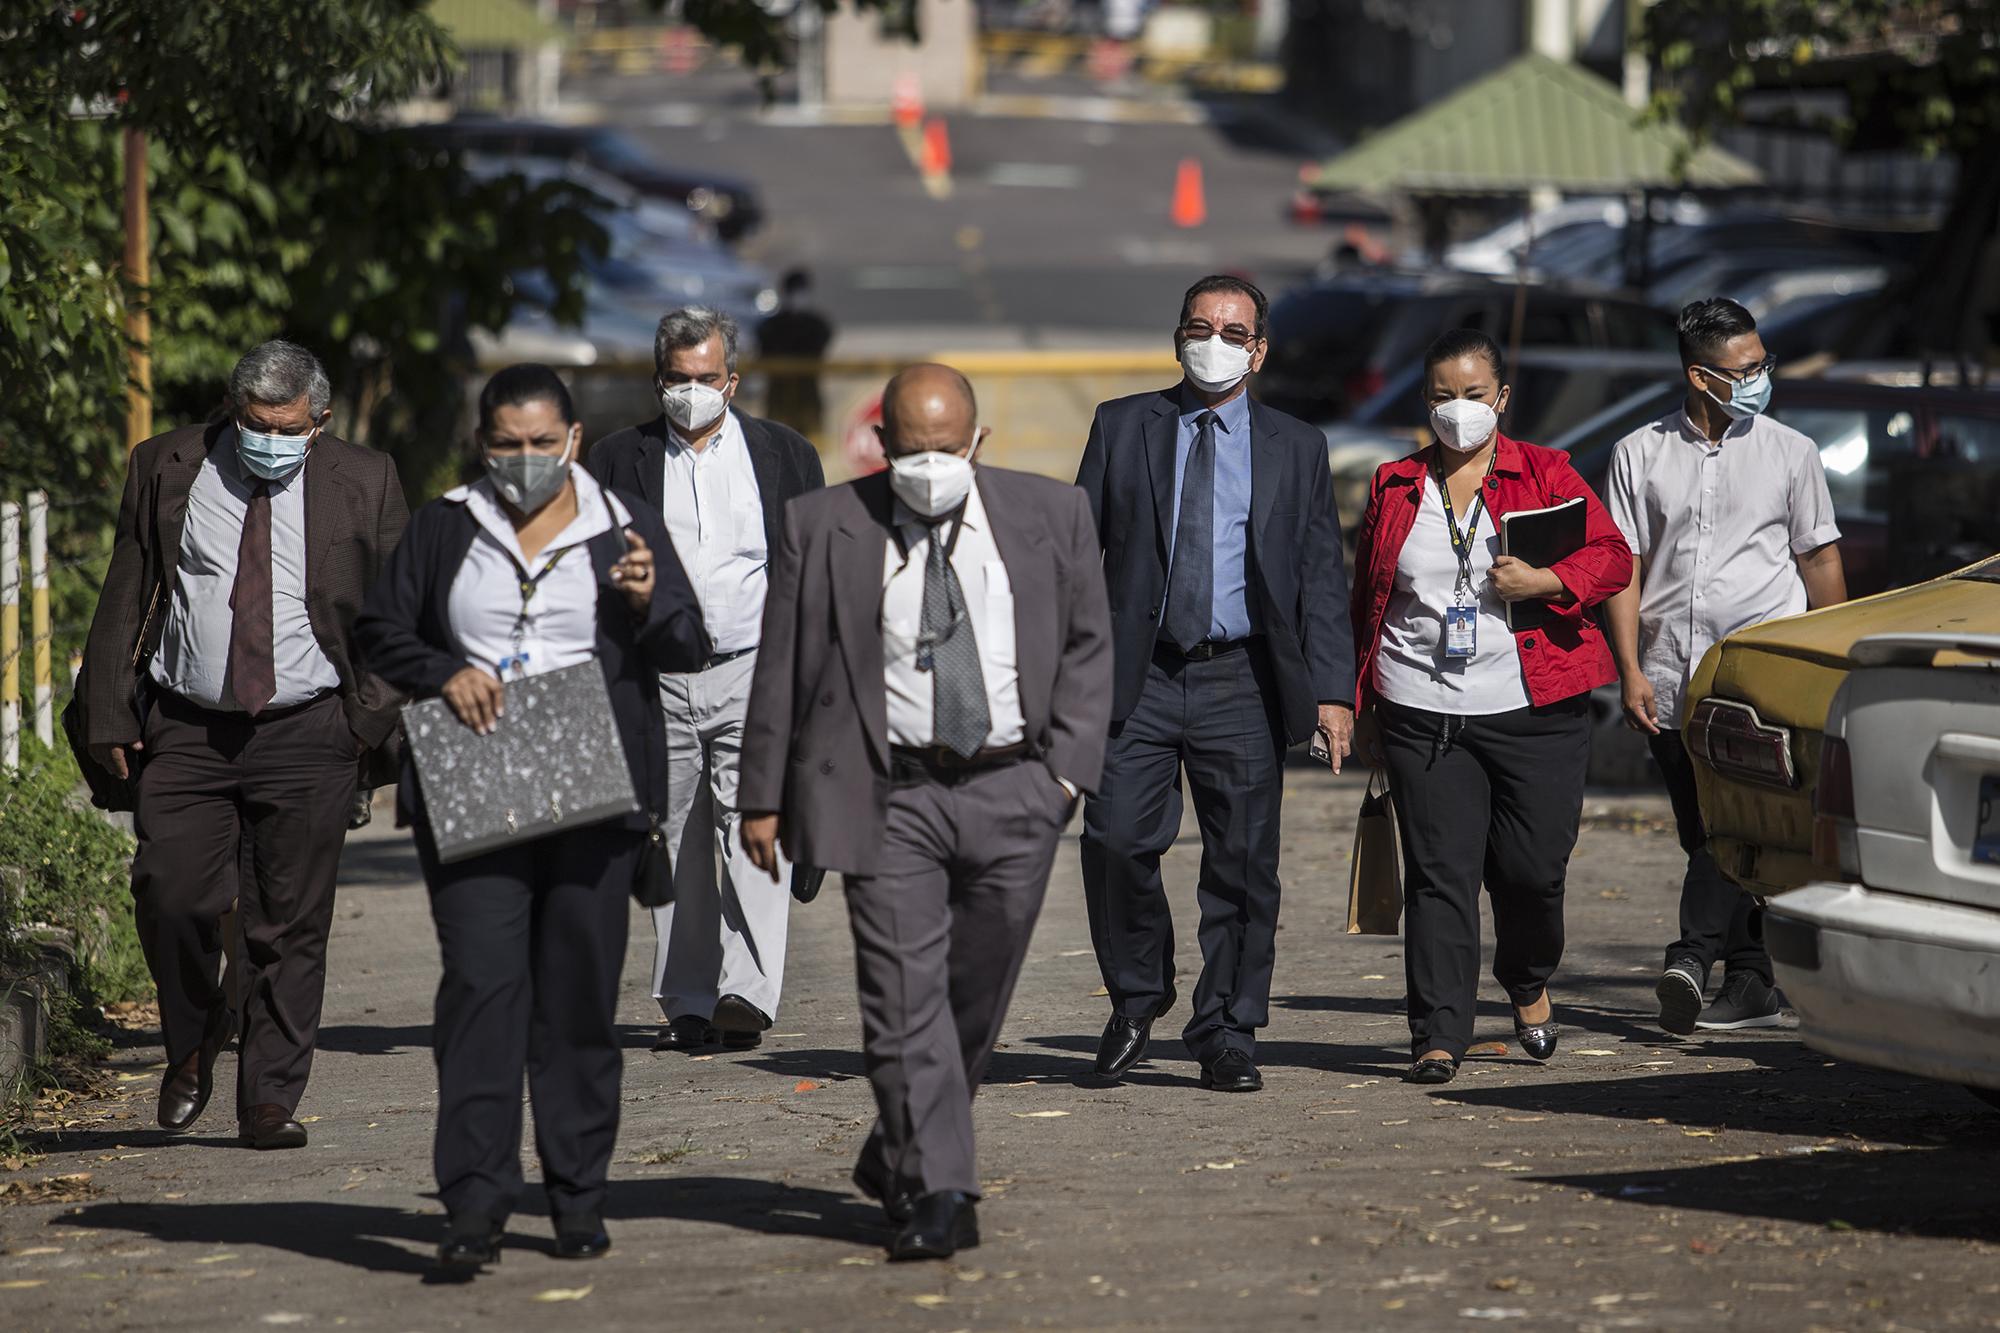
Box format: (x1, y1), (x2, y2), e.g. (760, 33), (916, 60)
(1345, 771), (1403, 935)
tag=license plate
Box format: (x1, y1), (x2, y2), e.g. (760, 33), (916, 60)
(1976, 776), (2000, 866)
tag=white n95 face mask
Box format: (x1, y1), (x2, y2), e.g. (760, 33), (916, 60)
(1430, 398), (1499, 453)
(662, 382), (729, 434)
(1179, 336), (1254, 393)
(888, 427), (981, 519)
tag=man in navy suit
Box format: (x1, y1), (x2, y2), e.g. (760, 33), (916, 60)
(1076, 275), (1356, 1092)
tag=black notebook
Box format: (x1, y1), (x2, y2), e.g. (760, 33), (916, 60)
(1499, 497), (1587, 632)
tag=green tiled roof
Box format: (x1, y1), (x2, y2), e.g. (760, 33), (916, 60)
(1307, 54), (1761, 194)
(429, 0), (561, 50)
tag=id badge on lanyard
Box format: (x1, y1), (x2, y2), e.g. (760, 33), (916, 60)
(1437, 461), (1489, 661)
(1444, 598), (1477, 659)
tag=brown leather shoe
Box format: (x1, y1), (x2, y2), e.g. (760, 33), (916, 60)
(157, 1007), (230, 1132)
(239, 1104), (308, 1150)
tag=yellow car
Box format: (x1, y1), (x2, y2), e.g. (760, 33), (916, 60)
(1684, 555), (2000, 896)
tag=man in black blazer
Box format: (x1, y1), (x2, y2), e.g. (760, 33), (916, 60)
(587, 307), (824, 1057)
(1075, 275), (1356, 1092)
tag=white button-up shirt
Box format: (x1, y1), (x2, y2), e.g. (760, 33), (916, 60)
(149, 433), (340, 711)
(444, 467), (624, 682)
(881, 477), (1025, 750)
(1606, 406), (1841, 727)
(659, 410), (767, 656)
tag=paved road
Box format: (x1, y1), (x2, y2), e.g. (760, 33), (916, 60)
(5, 769), (1998, 1330)
(589, 69), (1336, 343)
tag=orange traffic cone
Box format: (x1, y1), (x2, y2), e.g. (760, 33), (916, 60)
(1171, 157), (1206, 228)
(892, 73), (923, 130)
(920, 119), (952, 177)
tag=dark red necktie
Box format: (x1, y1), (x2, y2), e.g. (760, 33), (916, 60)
(227, 481), (276, 715)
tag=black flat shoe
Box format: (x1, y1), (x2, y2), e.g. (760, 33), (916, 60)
(435, 1218), (502, 1275)
(888, 1191), (978, 1261)
(1198, 1049), (1264, 1092)
(852, 1163), (916, 1224)
(721, 1029), (762, 1051)
(1406, 1058), (1458, 1085)
(553, 1217), (610, 1260)
(1513, 1017), (1560, 1061)
(653, 1015), (719, 1053)
(712, 993), (773, 1036)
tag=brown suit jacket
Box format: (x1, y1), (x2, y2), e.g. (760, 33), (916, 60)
(75, 419), (411, 798)
(739, 465), (1113, 876)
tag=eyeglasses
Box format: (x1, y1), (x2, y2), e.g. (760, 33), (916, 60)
(1178, 321), (1261, 348)
(1699, 355), (1776, 384)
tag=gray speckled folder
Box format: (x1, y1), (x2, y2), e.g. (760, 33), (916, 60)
(404, 662), (639, 863)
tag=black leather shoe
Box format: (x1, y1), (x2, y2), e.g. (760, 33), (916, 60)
(653, 1015), (719, 1052)
(1405, 1058), (1458, 1085)
(1093, 983), (1177, 1080)
(721, 1029), (763, 1051)
(888, 1191), (978, 1261)
(239, 1104), (308, 1150)
(852, 1163), (916, 1224)
(158, 1006), (229, 1132)
(1198, 1049), (1263, 1092)
(1514, 1016), (1560, 1061)
(436, 1217), (502, 1275)
(712, 994), (772, 1037)
(553, 1216), (611, 1260)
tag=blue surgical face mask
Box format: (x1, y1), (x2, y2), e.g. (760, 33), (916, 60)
(1704, 366), (1773, 421)
(236, 421), (317, 479)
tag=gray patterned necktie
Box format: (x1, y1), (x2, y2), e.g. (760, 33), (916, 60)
(1162, 410), (1217, 651)
(922, 519), (989, 758)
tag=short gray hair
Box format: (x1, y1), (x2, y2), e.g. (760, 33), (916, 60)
(654, 306), (738, 377)
(228, 340), (331, 417)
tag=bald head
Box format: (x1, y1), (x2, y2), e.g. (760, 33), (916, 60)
(878, 363), (981, 459)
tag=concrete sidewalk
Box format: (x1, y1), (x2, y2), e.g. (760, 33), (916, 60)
(4, 769), (1997, 1330)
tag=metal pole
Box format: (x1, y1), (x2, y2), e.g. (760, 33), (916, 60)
(2, 501), (20, 775)
(123, 126), (152, 451)
(27, 491), (50, 748)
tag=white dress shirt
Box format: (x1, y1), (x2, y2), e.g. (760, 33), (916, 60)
(1606, 406), (1841, 726)
(1374, 473), (1531, 716)
(444, 467), (626, 682)
(149, 432), (340, 710)
(659, 410), (767, 656)
(881, 477), (1025, 750)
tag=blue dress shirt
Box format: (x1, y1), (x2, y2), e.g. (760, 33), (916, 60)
(1164, 382), (1258, 643)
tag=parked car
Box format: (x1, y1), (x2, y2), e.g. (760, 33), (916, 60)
(1763, 631), (2000, 1110)
(1680, 555), (2000, 899)
(1258, 271), (1674, 423)
(417, 116), (764, 239)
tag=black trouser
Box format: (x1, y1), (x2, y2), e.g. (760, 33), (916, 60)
(1378, 696), (1590, 1062)
(418, 821), (641, 1229)
(1647, 731), (1772, 986)
(1081, 642), (1286, 1063)
(131, 689), (356, 1116)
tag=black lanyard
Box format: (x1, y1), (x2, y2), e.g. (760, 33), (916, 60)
(1432, 450), (1497, 597)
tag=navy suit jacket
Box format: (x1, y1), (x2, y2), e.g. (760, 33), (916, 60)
(1075, 386), (1355, 744)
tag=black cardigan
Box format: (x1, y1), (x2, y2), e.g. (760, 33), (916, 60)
(352, 484), (711, 832)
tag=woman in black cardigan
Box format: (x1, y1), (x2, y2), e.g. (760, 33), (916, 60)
(355, 364), (708, 1276)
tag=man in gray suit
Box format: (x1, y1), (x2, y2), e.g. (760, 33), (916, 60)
(741, 363), (1112, 1262)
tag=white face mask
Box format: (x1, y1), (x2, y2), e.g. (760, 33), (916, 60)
(887, 427), (981, 519)
(1179, 336), (1254, 394)
(661, 381), (730, 435)
(1430, 398), (1500, 453)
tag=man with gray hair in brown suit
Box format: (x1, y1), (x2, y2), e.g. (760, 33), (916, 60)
(739, 364), (1112, 1262)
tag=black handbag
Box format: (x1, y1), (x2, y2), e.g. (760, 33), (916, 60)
(634, 812), (674, 907)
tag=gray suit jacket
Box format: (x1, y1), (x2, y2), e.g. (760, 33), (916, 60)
(738, 466), (1113, 876)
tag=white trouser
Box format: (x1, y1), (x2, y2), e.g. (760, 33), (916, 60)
(652, 649), (792, 1022)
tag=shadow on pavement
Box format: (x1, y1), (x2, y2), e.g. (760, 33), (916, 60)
(1535, 1146), (2000, 1242)
(63, 1178), (885, 1277)
(315, 1024), (432, 1055)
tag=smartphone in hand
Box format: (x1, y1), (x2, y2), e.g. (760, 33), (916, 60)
(1308, 729), (1333, 766)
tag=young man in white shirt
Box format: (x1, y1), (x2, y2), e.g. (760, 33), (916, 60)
(1603, 297), (1847, 1035)
(587, 307), (824, 1053)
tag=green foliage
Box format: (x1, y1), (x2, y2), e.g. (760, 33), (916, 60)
(0, 737), (148, 1012)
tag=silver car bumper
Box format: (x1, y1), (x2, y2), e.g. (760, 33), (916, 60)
(1767, 882), (2000, 1091)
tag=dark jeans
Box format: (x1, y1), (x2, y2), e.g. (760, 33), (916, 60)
(1378, 696), (1590, 1061)
(419, 821), (642, 1228)
(1647, 730), (1772, 986)
(1080, 643), (1286, 1062)
(131, 690), (356, 1116)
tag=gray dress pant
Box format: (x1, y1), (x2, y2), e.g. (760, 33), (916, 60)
(845, 758), (1072, 1201)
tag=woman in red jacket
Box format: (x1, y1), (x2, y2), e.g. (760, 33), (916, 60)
(1350, 330), (1631, 1085)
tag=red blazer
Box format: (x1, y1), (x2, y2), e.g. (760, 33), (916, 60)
(1349, 433), (1631, 712)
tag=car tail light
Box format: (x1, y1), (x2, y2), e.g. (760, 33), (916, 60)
(1686, 697), (1798, 789)
(1289, 189), (1323, 224)
(1344, 366), (1386, 405)
(1811, 735), (1862, 879)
